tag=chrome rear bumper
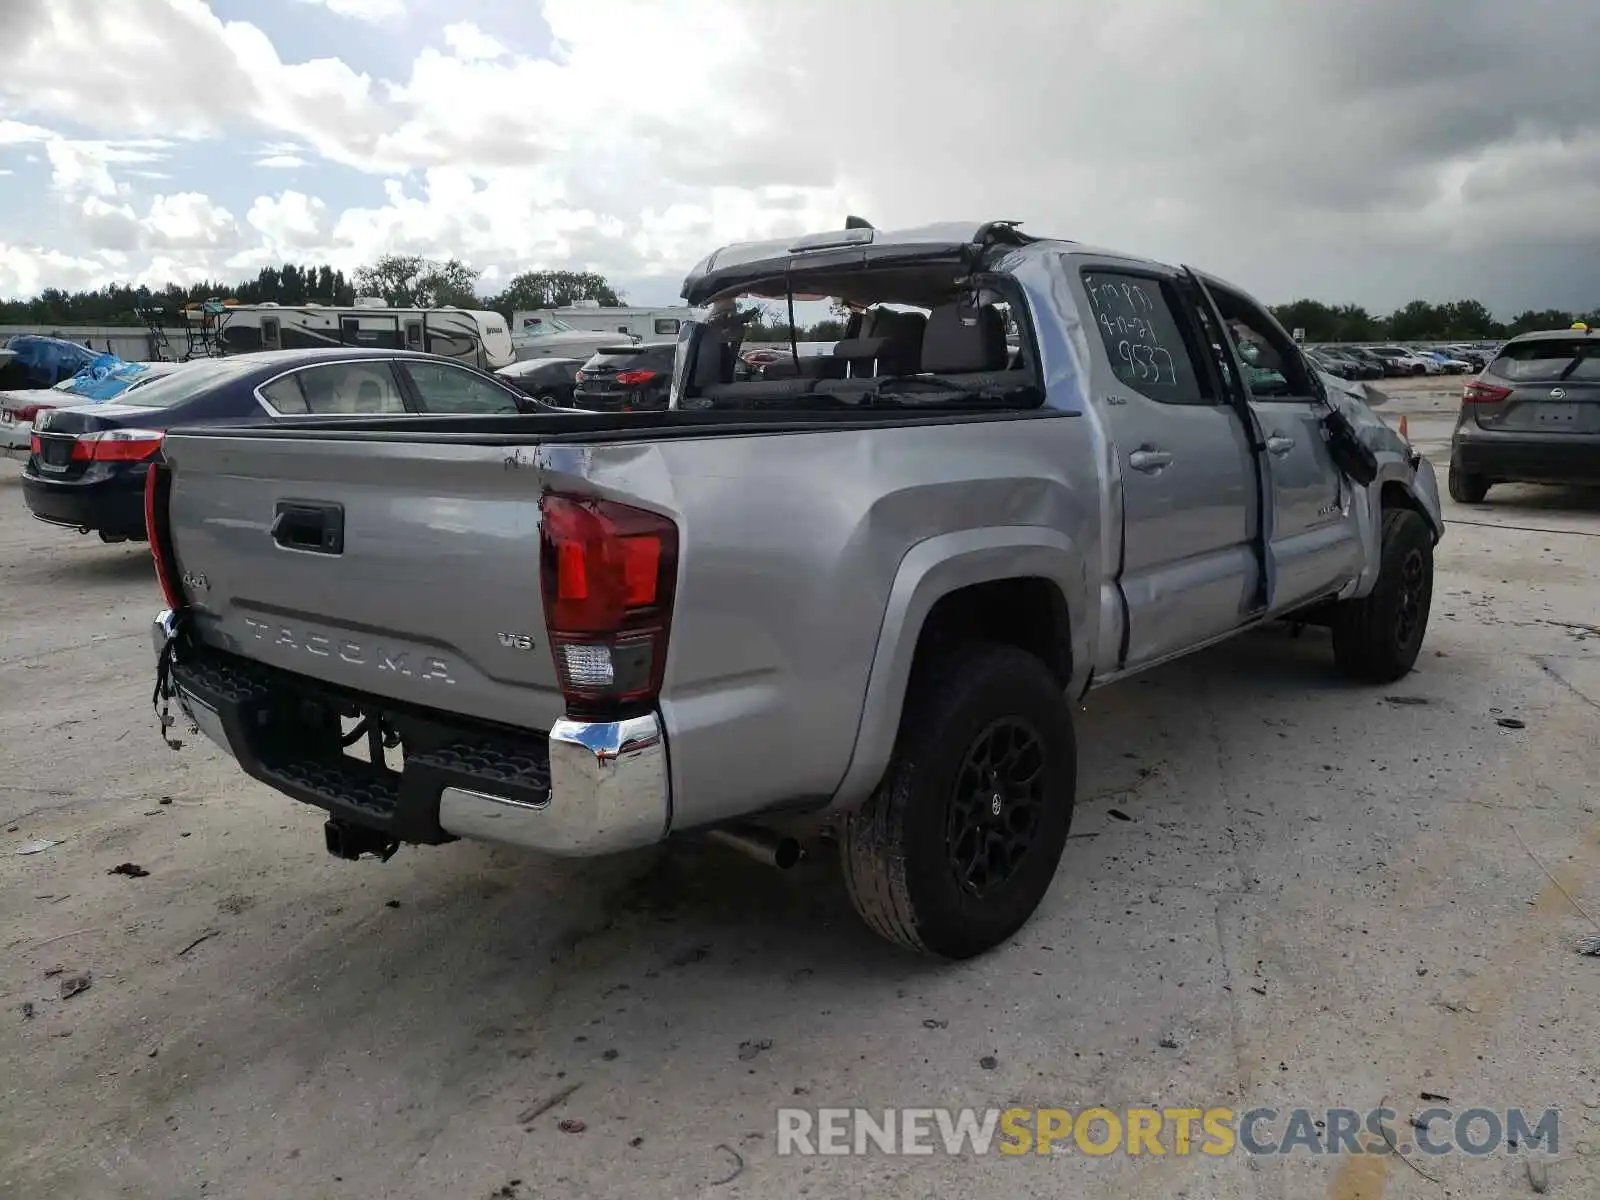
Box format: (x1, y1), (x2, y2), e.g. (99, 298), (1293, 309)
(152, 609), (671, 856)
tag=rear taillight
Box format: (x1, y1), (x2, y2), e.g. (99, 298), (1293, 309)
(71, 428), (165, 462)
(144, 464), (184, 610)
(615, 369), (659, 386)
(540, 494), (678, 714)
(1463, 380), (1511, 404)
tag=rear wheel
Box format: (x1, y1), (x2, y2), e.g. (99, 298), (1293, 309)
(840, 644), (1075, 959)
(1447, 465), (1490, 503)
(1331, 507), (1434, 683)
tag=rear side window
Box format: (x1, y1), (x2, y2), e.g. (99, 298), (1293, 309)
(400, 361), (521, 413)
(262, 362), (408, 414)
(1081, 272), (1209, 405)
(1492, 339), (1600, 383)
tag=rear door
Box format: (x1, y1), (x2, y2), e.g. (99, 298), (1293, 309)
(1475, 337), (1600, 433)
(1187, 271), (1364, 611)
(396, 360), (526, 414)
(1077, 264), (1263, 667)
(257, 361), (412, 416)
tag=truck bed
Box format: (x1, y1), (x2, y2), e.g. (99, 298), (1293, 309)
(157, 407), (1094, 833)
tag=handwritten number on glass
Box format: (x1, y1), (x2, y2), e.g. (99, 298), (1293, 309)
(1089, 277), (1175, 387)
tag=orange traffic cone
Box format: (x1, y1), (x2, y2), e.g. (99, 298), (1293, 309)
(1399, 414), (1409, 440)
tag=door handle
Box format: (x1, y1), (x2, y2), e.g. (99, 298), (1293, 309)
(1127, 448), (1173, 473)
(1266, 434), (1296, 456)
(271, 501), (344, 554)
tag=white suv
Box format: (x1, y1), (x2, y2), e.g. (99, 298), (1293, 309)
(1370, 346), (1441, 376)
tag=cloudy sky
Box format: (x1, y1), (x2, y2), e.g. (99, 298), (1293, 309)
(1, 0), (1597, 315)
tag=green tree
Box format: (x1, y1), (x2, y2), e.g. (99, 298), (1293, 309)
(1437, 298), (1497, 339)
(1505, 308), (1576, 336)
(353, 255), (481, 308)
(1385, 299), (1443, 341)
(487, 270), (623, 314)
(1269, 299), (1337, 341)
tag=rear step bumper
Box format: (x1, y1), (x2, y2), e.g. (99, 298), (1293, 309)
(152, 610), (671, 856)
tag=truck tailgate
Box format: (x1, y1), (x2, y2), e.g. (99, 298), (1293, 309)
(163, 431), (566, 733)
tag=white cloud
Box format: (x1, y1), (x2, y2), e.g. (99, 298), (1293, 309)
(79, 197), (141, 251)
(0, 119), (56, 145)
(441, 23), (506, 61)
(141, 193), (239, 250)
(289, 0), (405, 21)
(247, 191), (330, 249)
(0, 244), (113, 299)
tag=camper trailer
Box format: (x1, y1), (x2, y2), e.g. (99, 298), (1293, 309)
(508, 312), (636, 361)
(514, 304), (692, 345)
(216, 300), (515, 370)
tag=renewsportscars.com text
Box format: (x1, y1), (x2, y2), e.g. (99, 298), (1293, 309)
(776, 1106), (1560, 1157)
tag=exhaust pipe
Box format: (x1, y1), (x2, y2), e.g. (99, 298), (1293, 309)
(705, 824), (802, 870)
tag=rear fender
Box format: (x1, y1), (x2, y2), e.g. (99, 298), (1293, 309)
(827, 527), (1090, 811)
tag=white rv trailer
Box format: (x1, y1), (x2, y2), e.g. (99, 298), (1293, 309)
(214, 300), (515, 370)
(514, 304), (692, 344)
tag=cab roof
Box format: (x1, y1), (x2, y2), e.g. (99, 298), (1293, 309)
(679, 220), (1044, 307)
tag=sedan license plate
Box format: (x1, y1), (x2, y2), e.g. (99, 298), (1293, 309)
(38, 438), (73, 470)
(1536, 403), (1578, 425)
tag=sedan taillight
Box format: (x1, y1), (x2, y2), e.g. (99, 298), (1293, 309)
(70, 428), (165, 462)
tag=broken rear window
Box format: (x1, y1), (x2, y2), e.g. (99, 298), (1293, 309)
(1492, 339), (1600, 383)
(683, 268), (1042, 412)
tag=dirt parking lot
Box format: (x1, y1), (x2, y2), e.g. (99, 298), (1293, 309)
(3, 388), (1598, 1199)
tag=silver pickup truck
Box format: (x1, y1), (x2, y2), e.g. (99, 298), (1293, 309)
(147, 220), (1442, 959)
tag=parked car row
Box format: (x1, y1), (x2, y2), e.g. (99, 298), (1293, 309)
(1306, 343), (1495, 380)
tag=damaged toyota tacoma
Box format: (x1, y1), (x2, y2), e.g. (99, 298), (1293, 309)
(146, 220), (1443, 959)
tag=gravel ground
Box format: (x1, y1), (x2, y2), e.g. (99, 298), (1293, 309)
(2, 403), (1598, 1199)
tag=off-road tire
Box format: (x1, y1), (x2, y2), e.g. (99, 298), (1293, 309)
(1447, 465), (1490, 504)
(1331, 507), (1435, 683)
(839, 643), (1076, 959)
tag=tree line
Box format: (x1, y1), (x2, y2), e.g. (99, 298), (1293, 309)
(0, 256), (628, 330)
(2, 255), (1593, 343)
(1267, 297), (1598, 344)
